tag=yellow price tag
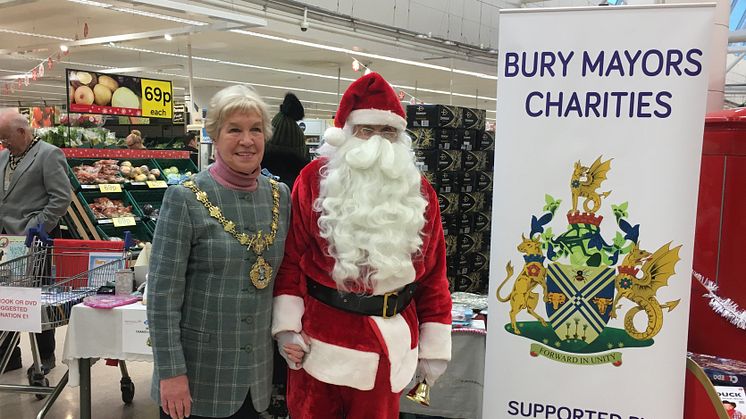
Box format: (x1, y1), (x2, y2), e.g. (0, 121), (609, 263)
(112, 216), (136, 227)
(146, 180), (168, 189)
(141, 79), (173, 119)
(98, 184), (122, 193)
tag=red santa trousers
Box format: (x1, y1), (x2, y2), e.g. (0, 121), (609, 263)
(286, 355), (401, 419)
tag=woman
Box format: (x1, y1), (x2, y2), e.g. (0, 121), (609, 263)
(262, 92), (311, 188)
(125, 129), (146, 149)
(147, 85), (291, 419)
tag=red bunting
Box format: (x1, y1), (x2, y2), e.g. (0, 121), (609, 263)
(31, 68), (38, 81)
(84, 22), (89, 38)
(47, 57), (53, 69)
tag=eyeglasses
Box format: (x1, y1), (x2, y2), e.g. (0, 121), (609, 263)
(353, 126), (399, 141)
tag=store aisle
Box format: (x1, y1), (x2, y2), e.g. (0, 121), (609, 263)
(0, 327), (159, 419)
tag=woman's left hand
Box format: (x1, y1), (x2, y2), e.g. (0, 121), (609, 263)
(277, 330), (311, 369)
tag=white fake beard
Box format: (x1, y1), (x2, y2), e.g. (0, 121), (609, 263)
(314, 132), (428, 293)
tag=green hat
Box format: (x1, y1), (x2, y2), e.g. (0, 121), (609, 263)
(268, 93), (309, 161)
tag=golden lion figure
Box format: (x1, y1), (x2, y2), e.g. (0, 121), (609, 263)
(496, 235), (549, 334)
(570, 156), (612, 214)
(610, 243), (681, 340)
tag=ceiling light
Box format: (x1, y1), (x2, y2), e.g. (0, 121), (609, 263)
(111, 7), (208, 26)
(164, 34), (173, 41)
(107, 42), (115, 47)
(415, 34), (427, 39)
(364, 68), (372, 75)
(125, 0), (266, 27)
(443, 40), (456, 46)
(65, 0), (112, 7)
(60, 45), (69, 52)
(0, 28), (73, 42)
(230, 29), (497, 80)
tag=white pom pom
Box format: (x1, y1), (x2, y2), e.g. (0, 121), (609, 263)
(323, 127), (346, 147)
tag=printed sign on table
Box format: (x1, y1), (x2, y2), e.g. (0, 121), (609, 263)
(122, 306), (151, 355)
(485, 5), (714, 419)
(0, 287), (42, 333)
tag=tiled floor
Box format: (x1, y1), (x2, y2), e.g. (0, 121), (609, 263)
(0, 327), (159, 419)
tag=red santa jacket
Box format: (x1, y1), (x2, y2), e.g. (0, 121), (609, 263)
(272, 158), (452, 392)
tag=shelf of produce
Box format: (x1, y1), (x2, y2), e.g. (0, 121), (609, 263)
(62, 148), (190, 160)
(68, 158), (166, 192)
(154, 158), (198, 184)
(127, 189), (166, 234)
(77, 190), (143, 228)
(96, 223), (153, 249)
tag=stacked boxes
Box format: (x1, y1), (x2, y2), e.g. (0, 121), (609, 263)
(407, 104), (493, 294)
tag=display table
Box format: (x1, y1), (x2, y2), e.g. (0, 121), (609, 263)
(62, 302), (151, 419)
(62, 302), (486, 419)
(400, 327), (486, 419)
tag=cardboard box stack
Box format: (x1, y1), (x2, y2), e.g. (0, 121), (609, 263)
(407, 104), (494, 294)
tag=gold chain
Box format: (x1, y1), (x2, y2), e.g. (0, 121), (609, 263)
(182, 178), (281, 289)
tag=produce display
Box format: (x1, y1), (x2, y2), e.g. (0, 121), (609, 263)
(163, 166), (193, 184)
(119, 161), (161, 182)
(141, 204), (160, 220)
(36, 126), (119, 148)
(72, 159), (126, 185)
(89, 197), (134, 219)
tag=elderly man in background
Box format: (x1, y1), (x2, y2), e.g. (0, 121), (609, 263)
(0, 110), (72, 374)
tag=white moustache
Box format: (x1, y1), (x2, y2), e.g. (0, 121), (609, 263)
(344, 135), (407, 179)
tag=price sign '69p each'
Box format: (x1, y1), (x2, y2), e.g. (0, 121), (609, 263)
(141, 79), (173, 119)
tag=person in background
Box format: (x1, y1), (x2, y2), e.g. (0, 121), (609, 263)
(272, 72), (452, 419)
(724, 401), (744, 419)
(125, 129), (146, 149)
(182, 131), (199, 167)
(147, 84), (291, 419)
(0, 110), (72, 375)
(261, 93), (311, 189)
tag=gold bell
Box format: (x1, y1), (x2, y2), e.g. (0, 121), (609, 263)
(406, 380), (431, 406)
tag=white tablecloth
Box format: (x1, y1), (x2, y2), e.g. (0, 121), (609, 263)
(62, 302), (152, 387)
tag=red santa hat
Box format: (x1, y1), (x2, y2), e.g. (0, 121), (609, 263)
(323, 72), (406, 147)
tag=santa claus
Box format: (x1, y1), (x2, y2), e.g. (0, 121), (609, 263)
(271, 72), (452, 419)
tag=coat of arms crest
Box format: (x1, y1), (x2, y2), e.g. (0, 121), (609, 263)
(497, 156), (681, 366)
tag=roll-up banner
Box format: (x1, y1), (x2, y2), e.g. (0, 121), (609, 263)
(486, 4), (714, 419)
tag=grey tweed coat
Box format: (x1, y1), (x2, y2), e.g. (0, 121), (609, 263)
(147, 170), (290, 416)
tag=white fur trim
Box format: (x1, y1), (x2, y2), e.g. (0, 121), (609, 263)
(271, 295), (305, 336)
(323, 127), (346, 147)
(303, 337), (380, 391)
(346, 109), (406, 131)
(370, 315), (419, 393)
(419, 322), (452, 361)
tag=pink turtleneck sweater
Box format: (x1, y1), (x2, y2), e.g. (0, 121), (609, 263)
(209, 151), (260, 192)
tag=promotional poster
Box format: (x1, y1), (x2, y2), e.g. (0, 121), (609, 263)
(485, 5), (714, 418)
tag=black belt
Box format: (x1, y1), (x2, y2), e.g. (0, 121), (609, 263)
(306, 278), (417, 319)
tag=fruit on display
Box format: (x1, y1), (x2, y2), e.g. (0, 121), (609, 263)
(106, 236), (150, 249)
(119, 161), (161, 182)
(163, 166), (193, 185)
(72, 159), (126, 184)
(93, 84), (112, 106)
(74, 85), (95, 105)
(141, 204), (160, 220)
(112, 87), (140, 109)
(97, 75), (119, 92)
(89, 197), (134, 219)
(70, 71), (97, 89)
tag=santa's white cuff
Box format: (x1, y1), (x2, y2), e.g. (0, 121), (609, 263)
(418, 322), (452, 361)
(271, 295), (305, 336)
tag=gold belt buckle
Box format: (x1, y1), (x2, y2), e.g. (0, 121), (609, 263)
(382, 291), (398, 319)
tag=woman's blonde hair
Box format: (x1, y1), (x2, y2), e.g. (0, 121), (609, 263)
(205, 85), (272, 142)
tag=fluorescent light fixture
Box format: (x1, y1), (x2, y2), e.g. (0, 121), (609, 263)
(126, 0), (266, 27)
(65, 0), (112, 7)
(164, 33), (173, 41)
(231, 29), (498, 81)
(0, 28), (73, 41)
(60, 45), (69, 52)
(111, 7), (208, 25)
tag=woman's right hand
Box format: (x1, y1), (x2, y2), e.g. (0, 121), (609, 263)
(160, 374), (192, 419)
(277, 330), (311, 369)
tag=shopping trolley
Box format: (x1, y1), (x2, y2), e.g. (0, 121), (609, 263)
(0, 228), (133, 419)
